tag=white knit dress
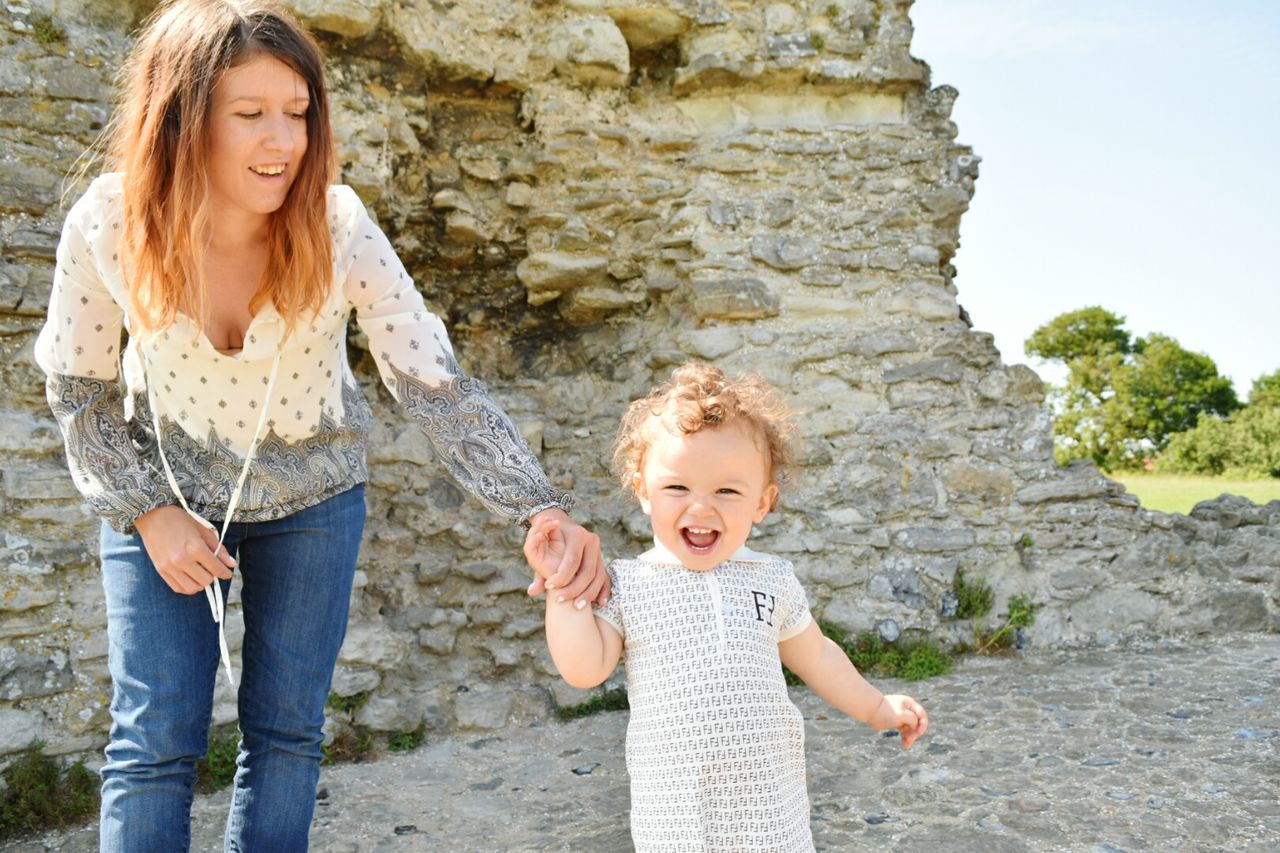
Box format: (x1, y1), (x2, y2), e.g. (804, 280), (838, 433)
(596, 543), (815, 852)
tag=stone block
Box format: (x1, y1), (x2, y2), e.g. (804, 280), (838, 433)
(883, 282), (959, 322)
(689, 277), (780, 321)
(1068, 589), (1163, 634)
(517, 252), (609, 298)
(677, 327), (743, 360)
(286, 0), (381, 38)
(893, 527), (975, 552)
(0, 707), (45, 755)
(355, 693), (420, 732)
(607, 7), (689, 50)
(547, 16), (631, 87)
(751, 233), (819, 270)
(454, 686), (515, 730)
(338, 622), (408, 670)
(387, 5), (495, 82)
(1, 646), (73, 701)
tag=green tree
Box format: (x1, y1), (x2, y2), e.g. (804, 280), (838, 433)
(1248, 368), (1280, 407)
(1118, 333), (1239, 444)
(1159, 368), (1280, 478)
(1026, 308), (1238, 470)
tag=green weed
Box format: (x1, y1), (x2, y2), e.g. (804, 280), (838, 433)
(952, 568), (994, 620)
(328, 690), (371, 716)
(195, 728), (240, 793)
(323, 729), (375, 765)
(32, 15), (67, 45)
(555, 687), (630, 720)
(0, 742), (98, 839)
(388, 725), (426, 753)
(786, 620), (952, 685)
(973, 594), (1038, 654)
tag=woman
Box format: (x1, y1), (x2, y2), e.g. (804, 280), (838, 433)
(36, 1), (605, 849)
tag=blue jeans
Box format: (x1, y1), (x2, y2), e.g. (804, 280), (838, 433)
(98, 485), (366, 853)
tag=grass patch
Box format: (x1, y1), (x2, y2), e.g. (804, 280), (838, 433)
(31, 15), (67, 44)
(555, 687), (630, 720)
(843, 630), (953, 681)
(388, 725), (426, 753)
(327, 690), (371, 716)
(323, 729), (375, 765)
(0, 743), (98, 839)
(195, 728), (239, 793)
(1111, 473), (1280, 515)
(786, 620), (953, 685)
(952, 568), (994, 620)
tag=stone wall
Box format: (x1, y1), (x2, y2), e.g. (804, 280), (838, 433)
(2, 0), (1277, 760)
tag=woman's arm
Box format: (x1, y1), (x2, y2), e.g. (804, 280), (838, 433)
(35, 194), (174, 534)
(341, 192), (606, 601)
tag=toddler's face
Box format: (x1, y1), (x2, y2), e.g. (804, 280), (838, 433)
(635, 419), (777, 571)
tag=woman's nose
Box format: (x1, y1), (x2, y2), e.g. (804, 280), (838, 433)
(263, 114), (298, 152)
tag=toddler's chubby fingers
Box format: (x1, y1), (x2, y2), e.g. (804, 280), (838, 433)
(901, 704), (929, 750)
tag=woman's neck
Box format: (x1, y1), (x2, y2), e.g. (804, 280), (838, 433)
(207, 209), (271, 253)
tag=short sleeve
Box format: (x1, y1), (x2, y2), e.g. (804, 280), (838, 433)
(775, 560), (812, 641)
(593, 563), (625, 638)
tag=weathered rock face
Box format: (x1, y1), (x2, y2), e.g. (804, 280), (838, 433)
(2, 0), (1276, 760)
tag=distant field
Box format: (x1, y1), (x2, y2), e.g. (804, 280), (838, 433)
(1110, 474), (1280, 515)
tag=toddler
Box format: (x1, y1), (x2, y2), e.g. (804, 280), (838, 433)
(528, 363), (929, 852)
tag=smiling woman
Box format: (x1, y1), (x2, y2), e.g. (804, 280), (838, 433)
(204, 54), (313, 355)
(35, 1), (607, 849)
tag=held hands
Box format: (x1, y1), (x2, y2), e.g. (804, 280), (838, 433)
(523, 510), (609, 608)
(134, 505), (235, 595)
(870, 694), (930, 750)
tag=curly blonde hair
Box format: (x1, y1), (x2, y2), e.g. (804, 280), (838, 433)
(613, 363), (798, 508)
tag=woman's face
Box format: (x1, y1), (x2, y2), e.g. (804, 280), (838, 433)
(206, 52), (310, 227)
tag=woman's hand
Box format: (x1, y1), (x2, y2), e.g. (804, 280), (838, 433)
(134, 505), (236, 595)
(522, 509), (609, 607)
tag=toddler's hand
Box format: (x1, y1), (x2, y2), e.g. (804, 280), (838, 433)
(523, 514), (567, 589)
(873, 694), (929, 750)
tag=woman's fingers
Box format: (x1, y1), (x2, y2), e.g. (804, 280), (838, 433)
(548, 527), (589, 593)
(197, 525), (235, 576)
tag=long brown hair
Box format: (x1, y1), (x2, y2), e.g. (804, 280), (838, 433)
(106, 0), (336, 333)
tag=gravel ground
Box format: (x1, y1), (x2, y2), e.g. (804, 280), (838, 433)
(9, 633), (1279, 852)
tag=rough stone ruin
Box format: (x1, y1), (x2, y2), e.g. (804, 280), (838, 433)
(2, 0), (1277, 759)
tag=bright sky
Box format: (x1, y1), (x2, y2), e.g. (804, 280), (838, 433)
(909, 0), (1280, 398)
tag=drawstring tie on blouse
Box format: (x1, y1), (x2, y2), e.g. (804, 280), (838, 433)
(144, 347), (283, 685)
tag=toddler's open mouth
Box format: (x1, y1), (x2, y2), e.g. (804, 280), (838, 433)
(681, 527), (720, 553)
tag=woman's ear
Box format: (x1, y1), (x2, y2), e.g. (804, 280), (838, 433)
(754, 483), (778, 523)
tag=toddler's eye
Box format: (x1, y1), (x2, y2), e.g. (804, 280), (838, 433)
(664, 484), (689, 493)
(717, 488), (742, 496)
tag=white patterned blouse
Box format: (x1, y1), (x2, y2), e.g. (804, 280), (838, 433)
(596, 542), (816, 853)
(36, 173), (571, 535)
